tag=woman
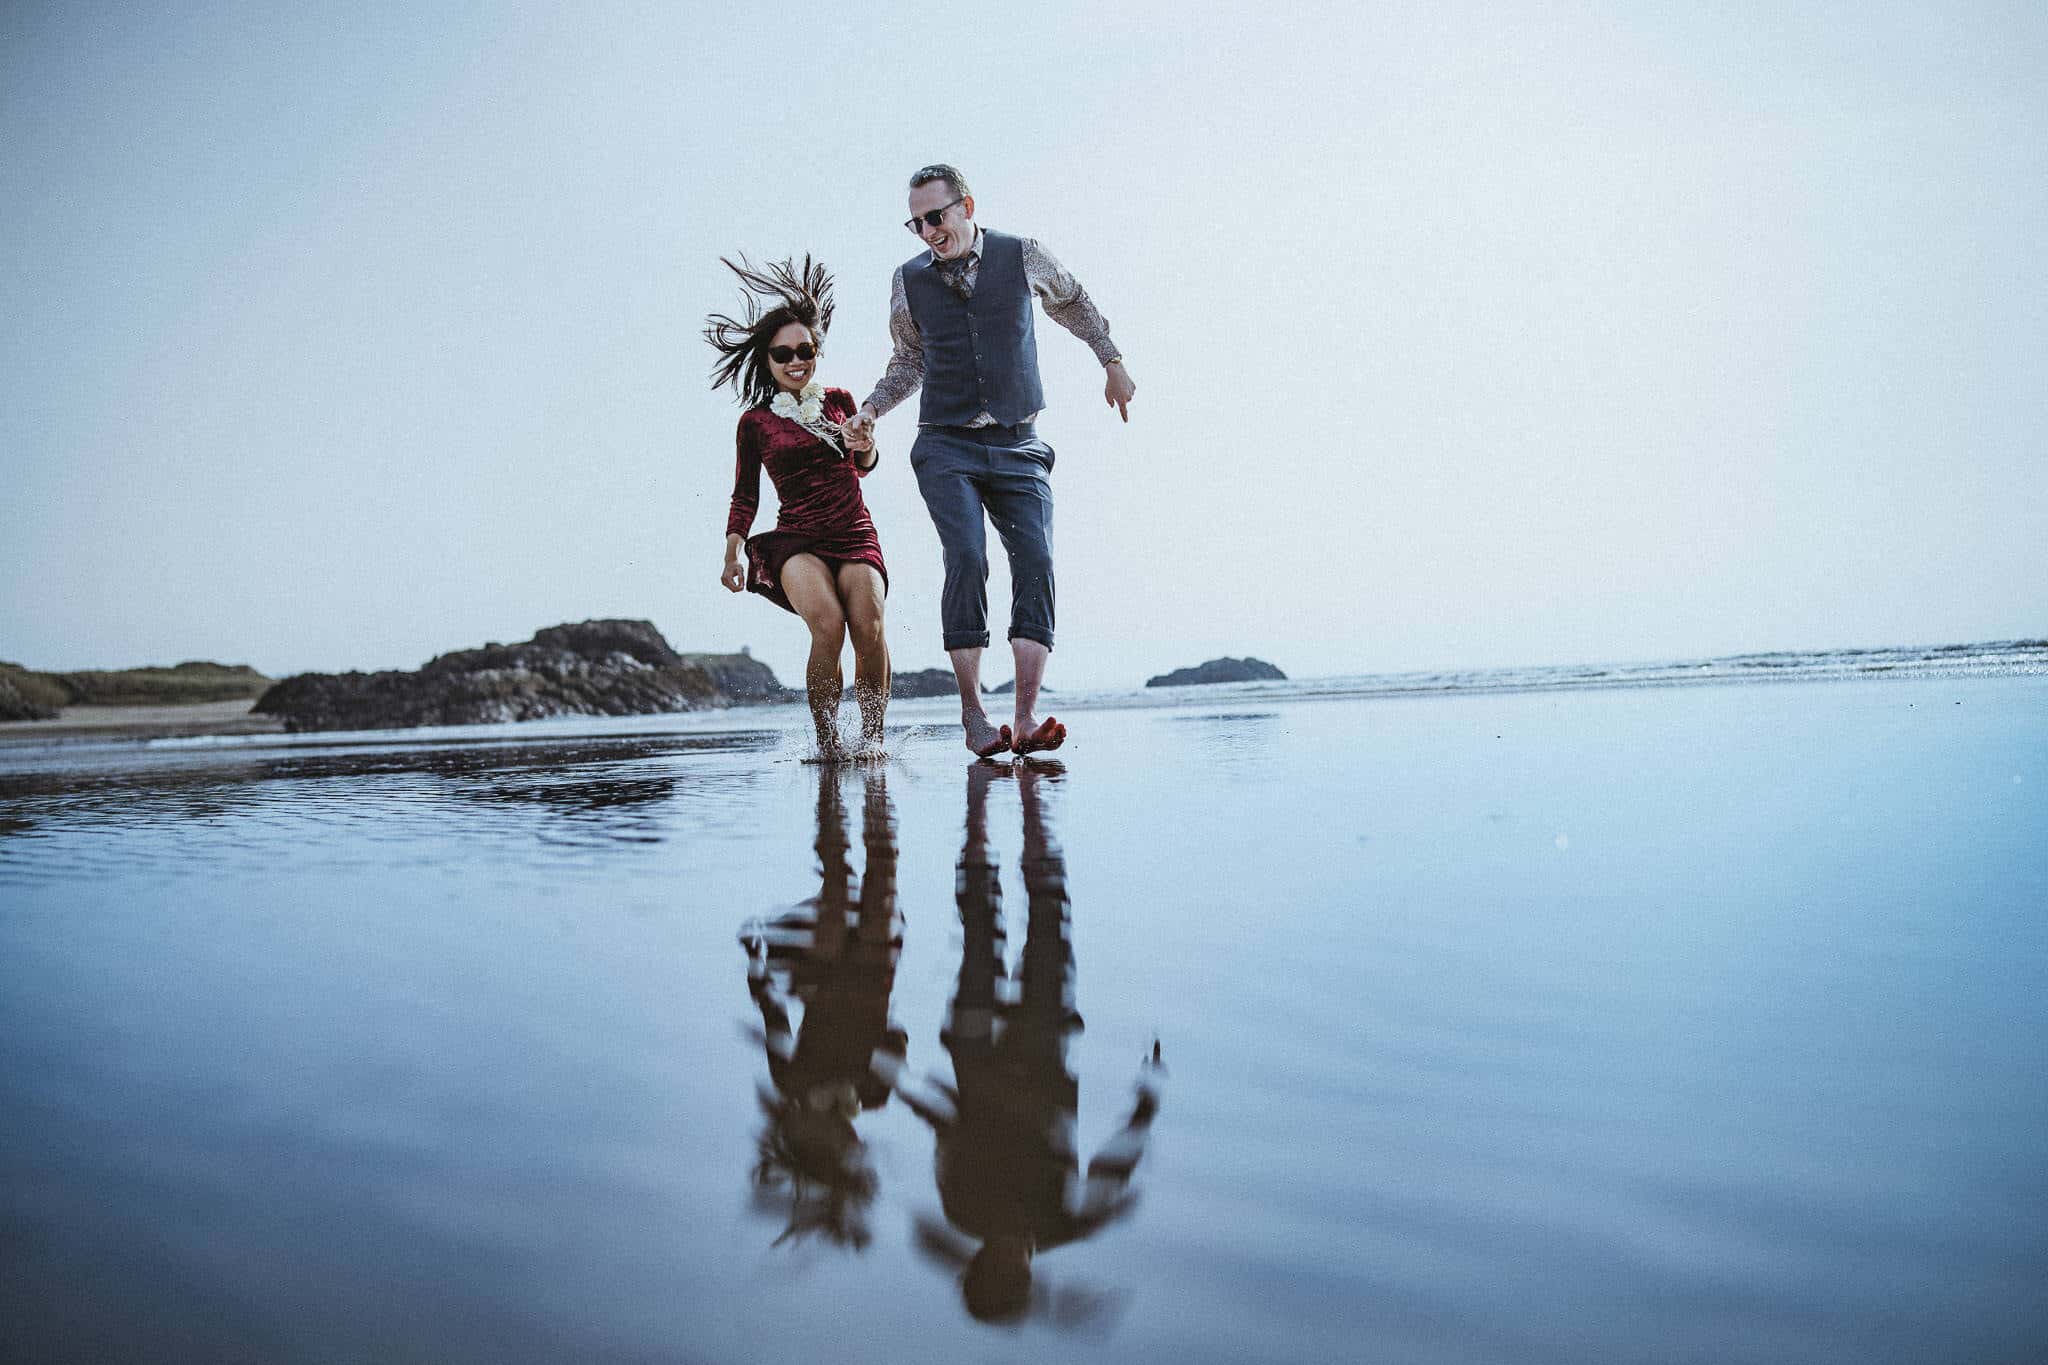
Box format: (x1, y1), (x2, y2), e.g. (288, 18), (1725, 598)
(739, 764), (905, 1248)
(706, 256), (890, 759)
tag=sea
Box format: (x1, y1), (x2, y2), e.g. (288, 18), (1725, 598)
(3, 643), (2045, 1363)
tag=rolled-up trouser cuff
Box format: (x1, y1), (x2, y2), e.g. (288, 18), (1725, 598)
(1007, 627), (1054, 651)
(944, 630), (992, 651)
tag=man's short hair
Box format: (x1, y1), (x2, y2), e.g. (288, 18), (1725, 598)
(909, 164), (971, 200)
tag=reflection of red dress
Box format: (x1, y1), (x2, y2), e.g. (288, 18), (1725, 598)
(725, 388), (888, 614)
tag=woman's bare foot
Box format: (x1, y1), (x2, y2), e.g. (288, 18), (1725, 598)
(1012, 715), (1067, 755)
(812, 725), (846, 764)
(963, 710), (1013, 758)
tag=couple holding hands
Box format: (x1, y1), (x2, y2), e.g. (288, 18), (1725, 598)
(706, 164), (1136, 761)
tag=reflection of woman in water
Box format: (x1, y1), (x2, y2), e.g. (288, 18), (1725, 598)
(706, 256), (891, 760)
(893, 761), (1165, 1323)
(740, 765), (905, 1248)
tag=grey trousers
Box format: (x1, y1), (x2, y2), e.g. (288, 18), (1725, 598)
(909, 423), (1056, 651)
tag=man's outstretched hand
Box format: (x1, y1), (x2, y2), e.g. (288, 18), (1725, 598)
(1104, 360), (1136, 422)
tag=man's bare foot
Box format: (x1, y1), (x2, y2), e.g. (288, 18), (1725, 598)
(1012, 715), (1067, 755)
(963, 712), (1013, 759)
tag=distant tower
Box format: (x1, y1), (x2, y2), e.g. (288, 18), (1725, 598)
(741, 645), (751, 658)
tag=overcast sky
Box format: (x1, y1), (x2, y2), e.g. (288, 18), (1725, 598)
(4, 1), (2042, 689)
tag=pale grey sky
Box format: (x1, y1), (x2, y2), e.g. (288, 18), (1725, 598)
(4, 1), (2042, 690)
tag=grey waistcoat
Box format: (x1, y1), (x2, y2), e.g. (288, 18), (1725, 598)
(903, 230), (1045, 427)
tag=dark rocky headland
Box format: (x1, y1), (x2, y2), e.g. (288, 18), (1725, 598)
(5, 620), (988, 740)
(890, 667), (958, 699)
(254, 620), (784, 733)
(1146, 657), (1288, 688)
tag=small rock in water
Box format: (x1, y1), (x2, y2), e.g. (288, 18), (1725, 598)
(1145, 657), (1287, 688)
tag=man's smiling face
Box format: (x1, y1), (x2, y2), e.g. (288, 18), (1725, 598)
(909, 180), (975, 262)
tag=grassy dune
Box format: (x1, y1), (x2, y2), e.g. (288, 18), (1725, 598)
(0, 661), (271, 720)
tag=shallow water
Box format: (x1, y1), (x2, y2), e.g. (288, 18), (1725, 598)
(4, 676), (2045, 1364)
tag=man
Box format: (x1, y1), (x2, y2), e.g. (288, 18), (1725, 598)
(889, 761), (1164, 1322)
(844, 164), (1136, 758)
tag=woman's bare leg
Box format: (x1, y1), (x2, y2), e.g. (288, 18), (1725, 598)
(835, 561), (891, 751)
(779, 554), (848, 758)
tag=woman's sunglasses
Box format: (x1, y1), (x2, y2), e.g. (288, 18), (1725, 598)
(904, 196), (965, 235)
(766, 342), (816, 364)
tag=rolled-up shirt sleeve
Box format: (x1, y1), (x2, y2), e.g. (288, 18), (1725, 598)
(1023, 237), (1120, 367)
(862, 267), (926, 418)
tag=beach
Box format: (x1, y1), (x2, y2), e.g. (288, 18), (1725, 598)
(0, 697), (284, 746)
(3, 671), (2044, 1363)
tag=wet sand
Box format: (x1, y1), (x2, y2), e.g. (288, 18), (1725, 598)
(2, 675), (2044, 1363)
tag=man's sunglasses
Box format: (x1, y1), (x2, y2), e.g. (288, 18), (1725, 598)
(766, 342), (817, 364)
(904, 196), (965, 235)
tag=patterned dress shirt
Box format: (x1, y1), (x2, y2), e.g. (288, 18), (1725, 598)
(863, 225), (1120, 425)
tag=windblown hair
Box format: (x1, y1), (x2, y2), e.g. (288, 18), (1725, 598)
(909, 163), (971, 199)
(752, 1087), (878, 1250)
(704, 254), (836, 409)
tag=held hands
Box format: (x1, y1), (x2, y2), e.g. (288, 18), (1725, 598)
(842, 405), (878, 445)
(838, 417), (875, 455)
(839, 405), (878, 470)
(1104, 360), (1136, 422)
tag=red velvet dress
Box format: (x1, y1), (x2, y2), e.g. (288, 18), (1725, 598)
(726, 388), (888, 614)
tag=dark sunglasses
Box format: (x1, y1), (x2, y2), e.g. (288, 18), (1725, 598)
(904, 196), (965, 235)
(766, 342), (816, 364)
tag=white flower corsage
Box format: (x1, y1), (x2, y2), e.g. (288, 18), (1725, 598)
(770, 379), (825, 426)
(770, 380), (844, 453)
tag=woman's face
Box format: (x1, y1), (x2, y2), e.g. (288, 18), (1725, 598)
(765, 321), (817, 395)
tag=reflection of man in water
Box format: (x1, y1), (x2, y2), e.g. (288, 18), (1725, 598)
(740, 765), (906, 1248)
(893, 761), (1164, 1322)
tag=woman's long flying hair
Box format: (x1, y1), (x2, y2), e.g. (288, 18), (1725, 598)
(704, 254), (835, 410)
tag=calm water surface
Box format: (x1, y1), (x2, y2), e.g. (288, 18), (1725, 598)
(3, 677), (2045, 1364)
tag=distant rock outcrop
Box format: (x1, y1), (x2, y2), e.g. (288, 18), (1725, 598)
(891, 668), (958, 699)
(888, 672), (1055, 698)
(1145, 657), (1287, 688)
(254, 619), (785, 733)
(681, 650), (789, 703)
